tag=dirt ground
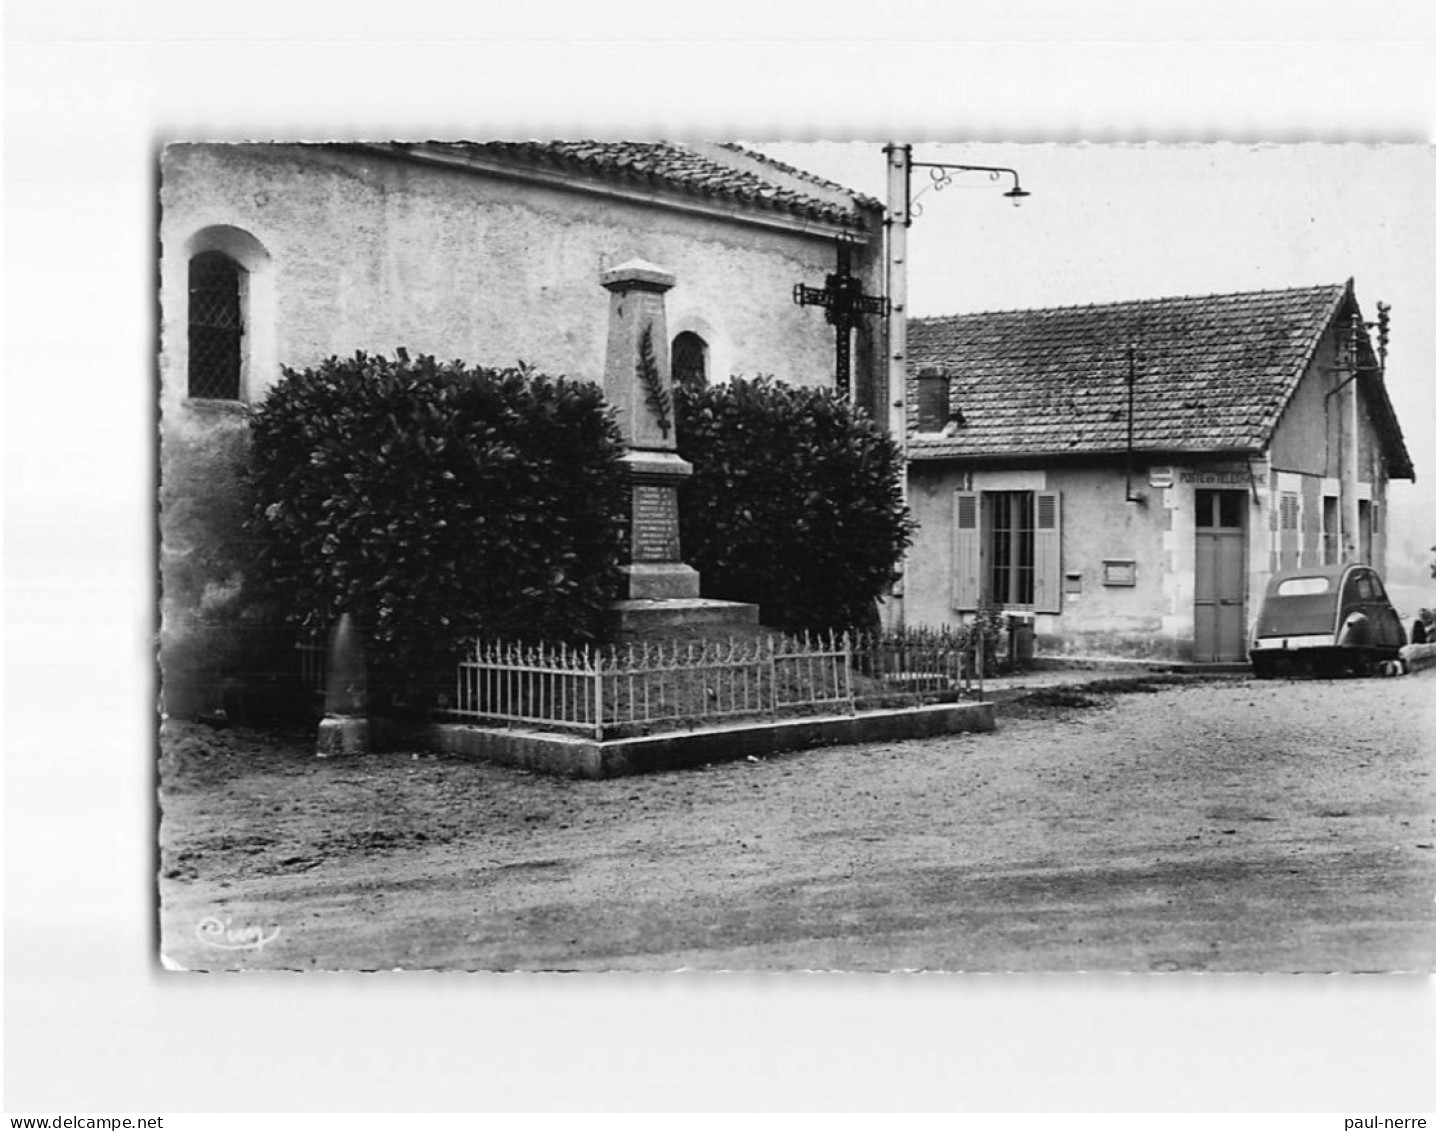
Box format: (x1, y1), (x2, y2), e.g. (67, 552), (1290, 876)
(157, 671), (1436, 972)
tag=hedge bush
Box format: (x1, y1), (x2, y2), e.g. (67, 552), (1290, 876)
(246, 351), (627, 700)
(674, 376), (915, 635)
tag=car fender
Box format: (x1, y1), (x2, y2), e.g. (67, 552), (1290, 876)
(1336, 611), (1371, 647)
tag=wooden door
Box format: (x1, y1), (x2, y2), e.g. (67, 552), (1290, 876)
(1194, 489), (1248, 662)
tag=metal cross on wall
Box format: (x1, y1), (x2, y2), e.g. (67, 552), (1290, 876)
(792, 233), (889, 400)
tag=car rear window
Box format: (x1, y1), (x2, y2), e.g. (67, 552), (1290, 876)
(1276, 576), (1331, 597)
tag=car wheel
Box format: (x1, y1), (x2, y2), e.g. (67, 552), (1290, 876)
(1349, 651), (1381, 678)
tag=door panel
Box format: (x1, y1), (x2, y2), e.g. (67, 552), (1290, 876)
(1195, 489), (1247, 663)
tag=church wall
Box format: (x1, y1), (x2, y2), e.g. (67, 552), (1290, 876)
(159, 144), (879, 413)
(157, 142), (883, 717)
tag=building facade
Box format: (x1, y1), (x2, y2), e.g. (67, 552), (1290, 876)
(900, 282), (1415, 662)
(159, 141), (884, 716)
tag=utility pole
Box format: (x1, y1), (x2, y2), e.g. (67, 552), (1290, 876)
(878, 144), (1030, 629)
(884, 142), (912, 629)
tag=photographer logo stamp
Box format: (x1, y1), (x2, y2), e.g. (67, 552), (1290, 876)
(196, 916), (281, 952)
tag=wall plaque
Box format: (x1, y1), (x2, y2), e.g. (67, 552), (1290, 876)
(631, 483), (681, 563)
(1103, 559), (1137, 587)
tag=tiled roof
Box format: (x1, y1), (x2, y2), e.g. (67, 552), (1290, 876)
(906, 282), (1414, 479)
(719, 143), (886, 212)
(377, 140), (873, 229)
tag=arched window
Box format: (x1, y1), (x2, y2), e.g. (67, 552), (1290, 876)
(177, 225), (273, 405)
(187, 250), (244, 399)
(671, 331), (708, 394)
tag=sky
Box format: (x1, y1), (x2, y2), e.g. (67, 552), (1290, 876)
(751, 141), (1436, 588)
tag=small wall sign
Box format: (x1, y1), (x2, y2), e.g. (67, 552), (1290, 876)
(1103, 559), (1137, 587)
(1179, 464), (1250, 487)
(1148, 466), (1174, 489)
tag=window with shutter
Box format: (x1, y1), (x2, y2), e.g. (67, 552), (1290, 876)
(953, 489), (1063, 614)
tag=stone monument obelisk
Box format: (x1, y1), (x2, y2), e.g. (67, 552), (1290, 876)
(600, 259), (759, 641)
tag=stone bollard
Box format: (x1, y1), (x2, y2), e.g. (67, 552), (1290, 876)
(316, 613), (370, 757)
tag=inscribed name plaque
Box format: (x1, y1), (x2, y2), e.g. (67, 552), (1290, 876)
(631, 484), (682, 562)
(1180, 466), (1250, 487)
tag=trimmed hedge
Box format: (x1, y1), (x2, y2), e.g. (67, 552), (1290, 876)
(246, 351), (627, 700)
(675, 376), (915, 635)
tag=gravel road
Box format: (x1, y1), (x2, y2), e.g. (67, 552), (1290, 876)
(158, 671), (1436, 972)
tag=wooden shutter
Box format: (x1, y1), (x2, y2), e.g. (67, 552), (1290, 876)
(952, 490), (982, 612)
(1033, 491), (1062, 613)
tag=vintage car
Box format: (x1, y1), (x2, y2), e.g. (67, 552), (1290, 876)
(1249, 564), (1408, 677)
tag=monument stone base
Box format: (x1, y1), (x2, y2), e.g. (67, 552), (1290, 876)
(316, 715), (370, 758)
(620, 561), (700, 600)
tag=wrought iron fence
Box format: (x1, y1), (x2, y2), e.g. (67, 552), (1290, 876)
(850, 627), (983, 707)
(296, 628), (327, 694)
(442, 628), (982, 740)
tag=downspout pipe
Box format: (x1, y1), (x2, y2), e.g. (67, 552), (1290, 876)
(1125, 345), (1145, 504)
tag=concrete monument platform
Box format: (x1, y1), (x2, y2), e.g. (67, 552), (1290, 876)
(427, 699), (996, 778)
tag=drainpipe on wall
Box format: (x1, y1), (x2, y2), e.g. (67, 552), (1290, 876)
(1346, 360), (1361, 562)
(1373, 302), (1391, 571)
(1325, 312), (1362, 566)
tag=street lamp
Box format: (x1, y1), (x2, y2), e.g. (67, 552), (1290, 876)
(907, 161), (1032, 218)
(881, 144), (1032, 628)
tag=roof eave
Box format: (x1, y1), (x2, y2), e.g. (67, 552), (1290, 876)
(349, 142), (874, 243)
(906, 445), (1266, 466)
(1357, 369), (1417, 481)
